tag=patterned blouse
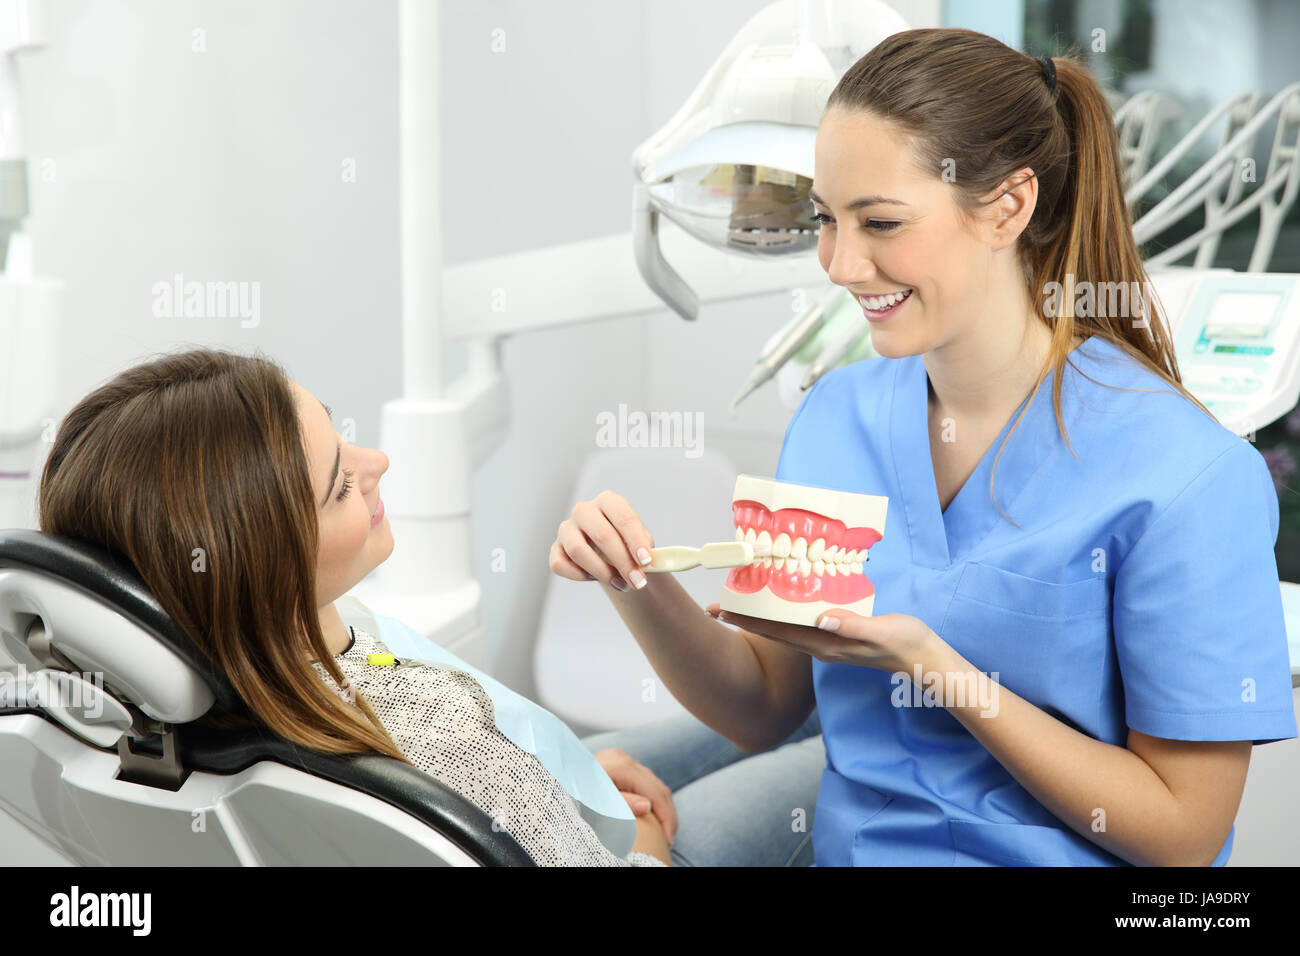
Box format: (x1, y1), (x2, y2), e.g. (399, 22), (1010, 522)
(310, 626), (665, 866)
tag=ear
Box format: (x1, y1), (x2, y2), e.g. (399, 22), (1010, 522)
(981, 167), (1039, 253)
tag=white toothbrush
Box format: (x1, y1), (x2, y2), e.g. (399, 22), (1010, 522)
(647, 541), (754, 572)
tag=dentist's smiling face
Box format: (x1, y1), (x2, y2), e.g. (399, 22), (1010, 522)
(812, 107), (996, 359)
(291, 380), (393, 607)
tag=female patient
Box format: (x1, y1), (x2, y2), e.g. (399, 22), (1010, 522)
(36, 347), (671, 866)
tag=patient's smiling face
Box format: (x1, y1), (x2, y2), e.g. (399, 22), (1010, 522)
(291, 380), (393, 609)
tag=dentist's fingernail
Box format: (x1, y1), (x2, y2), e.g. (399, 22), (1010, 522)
(818, 615), (840, 631)
(611, 577), (629, 592)
(630, 570), (647, 589)
(637, 548), (652, 566)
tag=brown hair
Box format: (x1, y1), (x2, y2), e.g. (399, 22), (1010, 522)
(37, 346), (409, 763)
(825, 28), (1216, 523)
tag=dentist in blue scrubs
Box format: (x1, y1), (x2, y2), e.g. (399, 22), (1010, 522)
(709, 34), (1298, 866)
(559, 30), (1297, 867)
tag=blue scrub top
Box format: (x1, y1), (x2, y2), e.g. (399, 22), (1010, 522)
(777, 335), (1298, 866)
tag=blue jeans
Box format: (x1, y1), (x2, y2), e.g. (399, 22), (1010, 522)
(581, 708), (824, 866)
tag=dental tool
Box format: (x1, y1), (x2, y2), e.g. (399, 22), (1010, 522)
(647, 541), (754, 572)
(729, 287), (845, 417)
(800, 312), (871, 391)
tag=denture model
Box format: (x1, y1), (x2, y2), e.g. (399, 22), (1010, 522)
(720, 474), (888, 627)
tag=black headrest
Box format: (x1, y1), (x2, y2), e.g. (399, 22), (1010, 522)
(0, 528), (245, 716)
(0, 529), (537, 866)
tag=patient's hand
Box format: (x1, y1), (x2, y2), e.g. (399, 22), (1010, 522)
(631, 807), (672, 865)
(595, 748), (677, 846)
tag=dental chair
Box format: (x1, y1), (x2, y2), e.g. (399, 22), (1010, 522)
(0, 529), (534, 866)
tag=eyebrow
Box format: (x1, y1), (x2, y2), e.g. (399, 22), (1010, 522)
(808, 187), (910, 210)
(318, 398), (340, 508)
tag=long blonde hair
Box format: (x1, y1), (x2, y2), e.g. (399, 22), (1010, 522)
(38, 346), (409, 763)
(826, 28), (1217, 523)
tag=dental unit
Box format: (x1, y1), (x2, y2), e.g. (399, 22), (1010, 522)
(797, 285), (915, 393)
(729, 285), (844, 417)
(800, 305), (872, 391)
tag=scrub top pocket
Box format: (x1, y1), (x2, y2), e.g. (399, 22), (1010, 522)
(946, 563), (1109, 617)
(937, 563), (1110, 730)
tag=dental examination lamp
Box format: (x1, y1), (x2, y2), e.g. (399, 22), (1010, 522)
(0, 0), (61, 533)
(631, 0), (908, 413)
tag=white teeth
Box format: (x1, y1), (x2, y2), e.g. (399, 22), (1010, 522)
(860, 289), (911, 311)
(730, 528), (869, 576)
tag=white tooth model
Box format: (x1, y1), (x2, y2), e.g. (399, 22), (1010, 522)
(720, 474), (888, 627)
